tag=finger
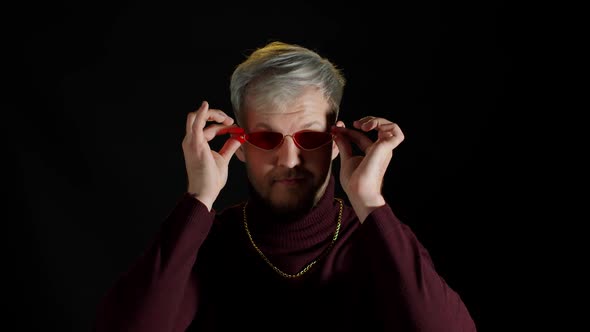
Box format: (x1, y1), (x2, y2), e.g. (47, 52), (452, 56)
(378, 123), (404, 148)
(218, 137), (243, 163)
(193, 102), (233, 134)
(186, 101), (207, 135)
(362, 125), (404, 169)
(332, 126), (352, 161)
(380, 133), (404, 150)
(203, 124), (240, 142)
(191, 101), (210, 144)
(360, 147), (392, 179)
(353, 116), (375, 130)
(186, 112), (196, 136)
(362, 139), (395, 174)
(196, 109), (233, 129)
(355, 117), (392, 132)
(377, 123), (397, 139)
(207, 109), (235, 126)
(336, 127), (373, 153)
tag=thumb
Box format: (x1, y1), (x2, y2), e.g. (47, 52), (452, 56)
(332, 125), (352, 161)
(219, 137), (243, 164)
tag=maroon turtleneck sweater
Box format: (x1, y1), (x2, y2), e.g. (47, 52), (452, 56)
(95, 176), (476, 332)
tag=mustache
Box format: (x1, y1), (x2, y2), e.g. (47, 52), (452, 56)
(271, 168), (311, 181)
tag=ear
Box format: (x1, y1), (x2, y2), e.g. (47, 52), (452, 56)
(331, 140), (339, 161)
(236, 144), (246, 163)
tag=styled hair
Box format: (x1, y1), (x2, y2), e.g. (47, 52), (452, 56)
(230, 41), (346, 126)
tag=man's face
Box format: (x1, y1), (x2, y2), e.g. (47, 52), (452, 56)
(235, 86), (339, 214)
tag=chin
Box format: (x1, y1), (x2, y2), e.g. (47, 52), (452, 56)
(266, 191), (315, 215)
(269, 195), (307, 214)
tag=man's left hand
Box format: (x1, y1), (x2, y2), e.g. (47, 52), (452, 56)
(332, 116), (404, 222)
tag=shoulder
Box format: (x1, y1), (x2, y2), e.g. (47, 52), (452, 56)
(215, 201), (244, 221)
(335, 199), (363, 239)
(209, 201), (246, 235)
(198, 202), (246, 256)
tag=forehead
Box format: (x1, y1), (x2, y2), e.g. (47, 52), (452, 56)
(242, 86), (332, 131)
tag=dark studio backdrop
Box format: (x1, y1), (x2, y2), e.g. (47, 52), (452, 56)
(7, 1), (517, 331)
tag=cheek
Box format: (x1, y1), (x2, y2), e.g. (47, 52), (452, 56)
(243, 147), (273, 170)
(304, 148), (333, 170)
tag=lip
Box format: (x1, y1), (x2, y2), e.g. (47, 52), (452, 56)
(274, 178), (305, 184)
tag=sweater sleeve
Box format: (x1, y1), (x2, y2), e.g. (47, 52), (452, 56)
(94, 193), (216, 332)
(362, 204), (477, 332)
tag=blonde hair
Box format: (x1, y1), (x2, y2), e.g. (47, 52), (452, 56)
(230, 41), (346, 125)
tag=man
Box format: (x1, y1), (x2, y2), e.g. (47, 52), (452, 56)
(95, 41), (477, 331)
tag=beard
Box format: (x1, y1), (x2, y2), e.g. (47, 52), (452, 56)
(246, 166), (331, 219)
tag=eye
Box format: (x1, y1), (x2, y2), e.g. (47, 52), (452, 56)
(293, 131), (333, 150)
(245, 131), (284, 150)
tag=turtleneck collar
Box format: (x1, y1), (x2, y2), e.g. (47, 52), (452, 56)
(243, 175), (342, 255)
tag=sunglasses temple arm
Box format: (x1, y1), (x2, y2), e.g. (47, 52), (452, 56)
(223, 127), (246, 143)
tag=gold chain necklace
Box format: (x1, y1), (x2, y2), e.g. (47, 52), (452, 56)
(242, 198), (343, 278)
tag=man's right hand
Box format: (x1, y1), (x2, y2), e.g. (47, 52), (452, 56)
(182, 101), (242, 211)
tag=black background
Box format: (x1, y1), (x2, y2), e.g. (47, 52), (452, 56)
(7, 1), (521, 331)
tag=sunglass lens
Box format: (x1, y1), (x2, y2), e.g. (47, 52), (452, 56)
(246, 131), (284, 150)
(294, 131), (332, 150)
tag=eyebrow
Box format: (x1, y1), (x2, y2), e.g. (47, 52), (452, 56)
(252, 121), (323, 131)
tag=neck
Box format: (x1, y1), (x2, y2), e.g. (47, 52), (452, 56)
(251, 176), (332, 223)
(246, 174), (336, 226)
(241, 174), (341, 258)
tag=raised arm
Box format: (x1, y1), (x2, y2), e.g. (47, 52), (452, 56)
(331, 116), (403, 222)
(333, 117), (476, 330)
(94, 101), (242, 332)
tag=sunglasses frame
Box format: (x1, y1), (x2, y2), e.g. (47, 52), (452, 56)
(228, 127), (334, 151)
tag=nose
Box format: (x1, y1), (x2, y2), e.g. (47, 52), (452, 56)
(276, 135), (301, 168)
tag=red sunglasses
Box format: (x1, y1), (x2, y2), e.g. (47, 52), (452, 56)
(227, 127), (333, 151)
